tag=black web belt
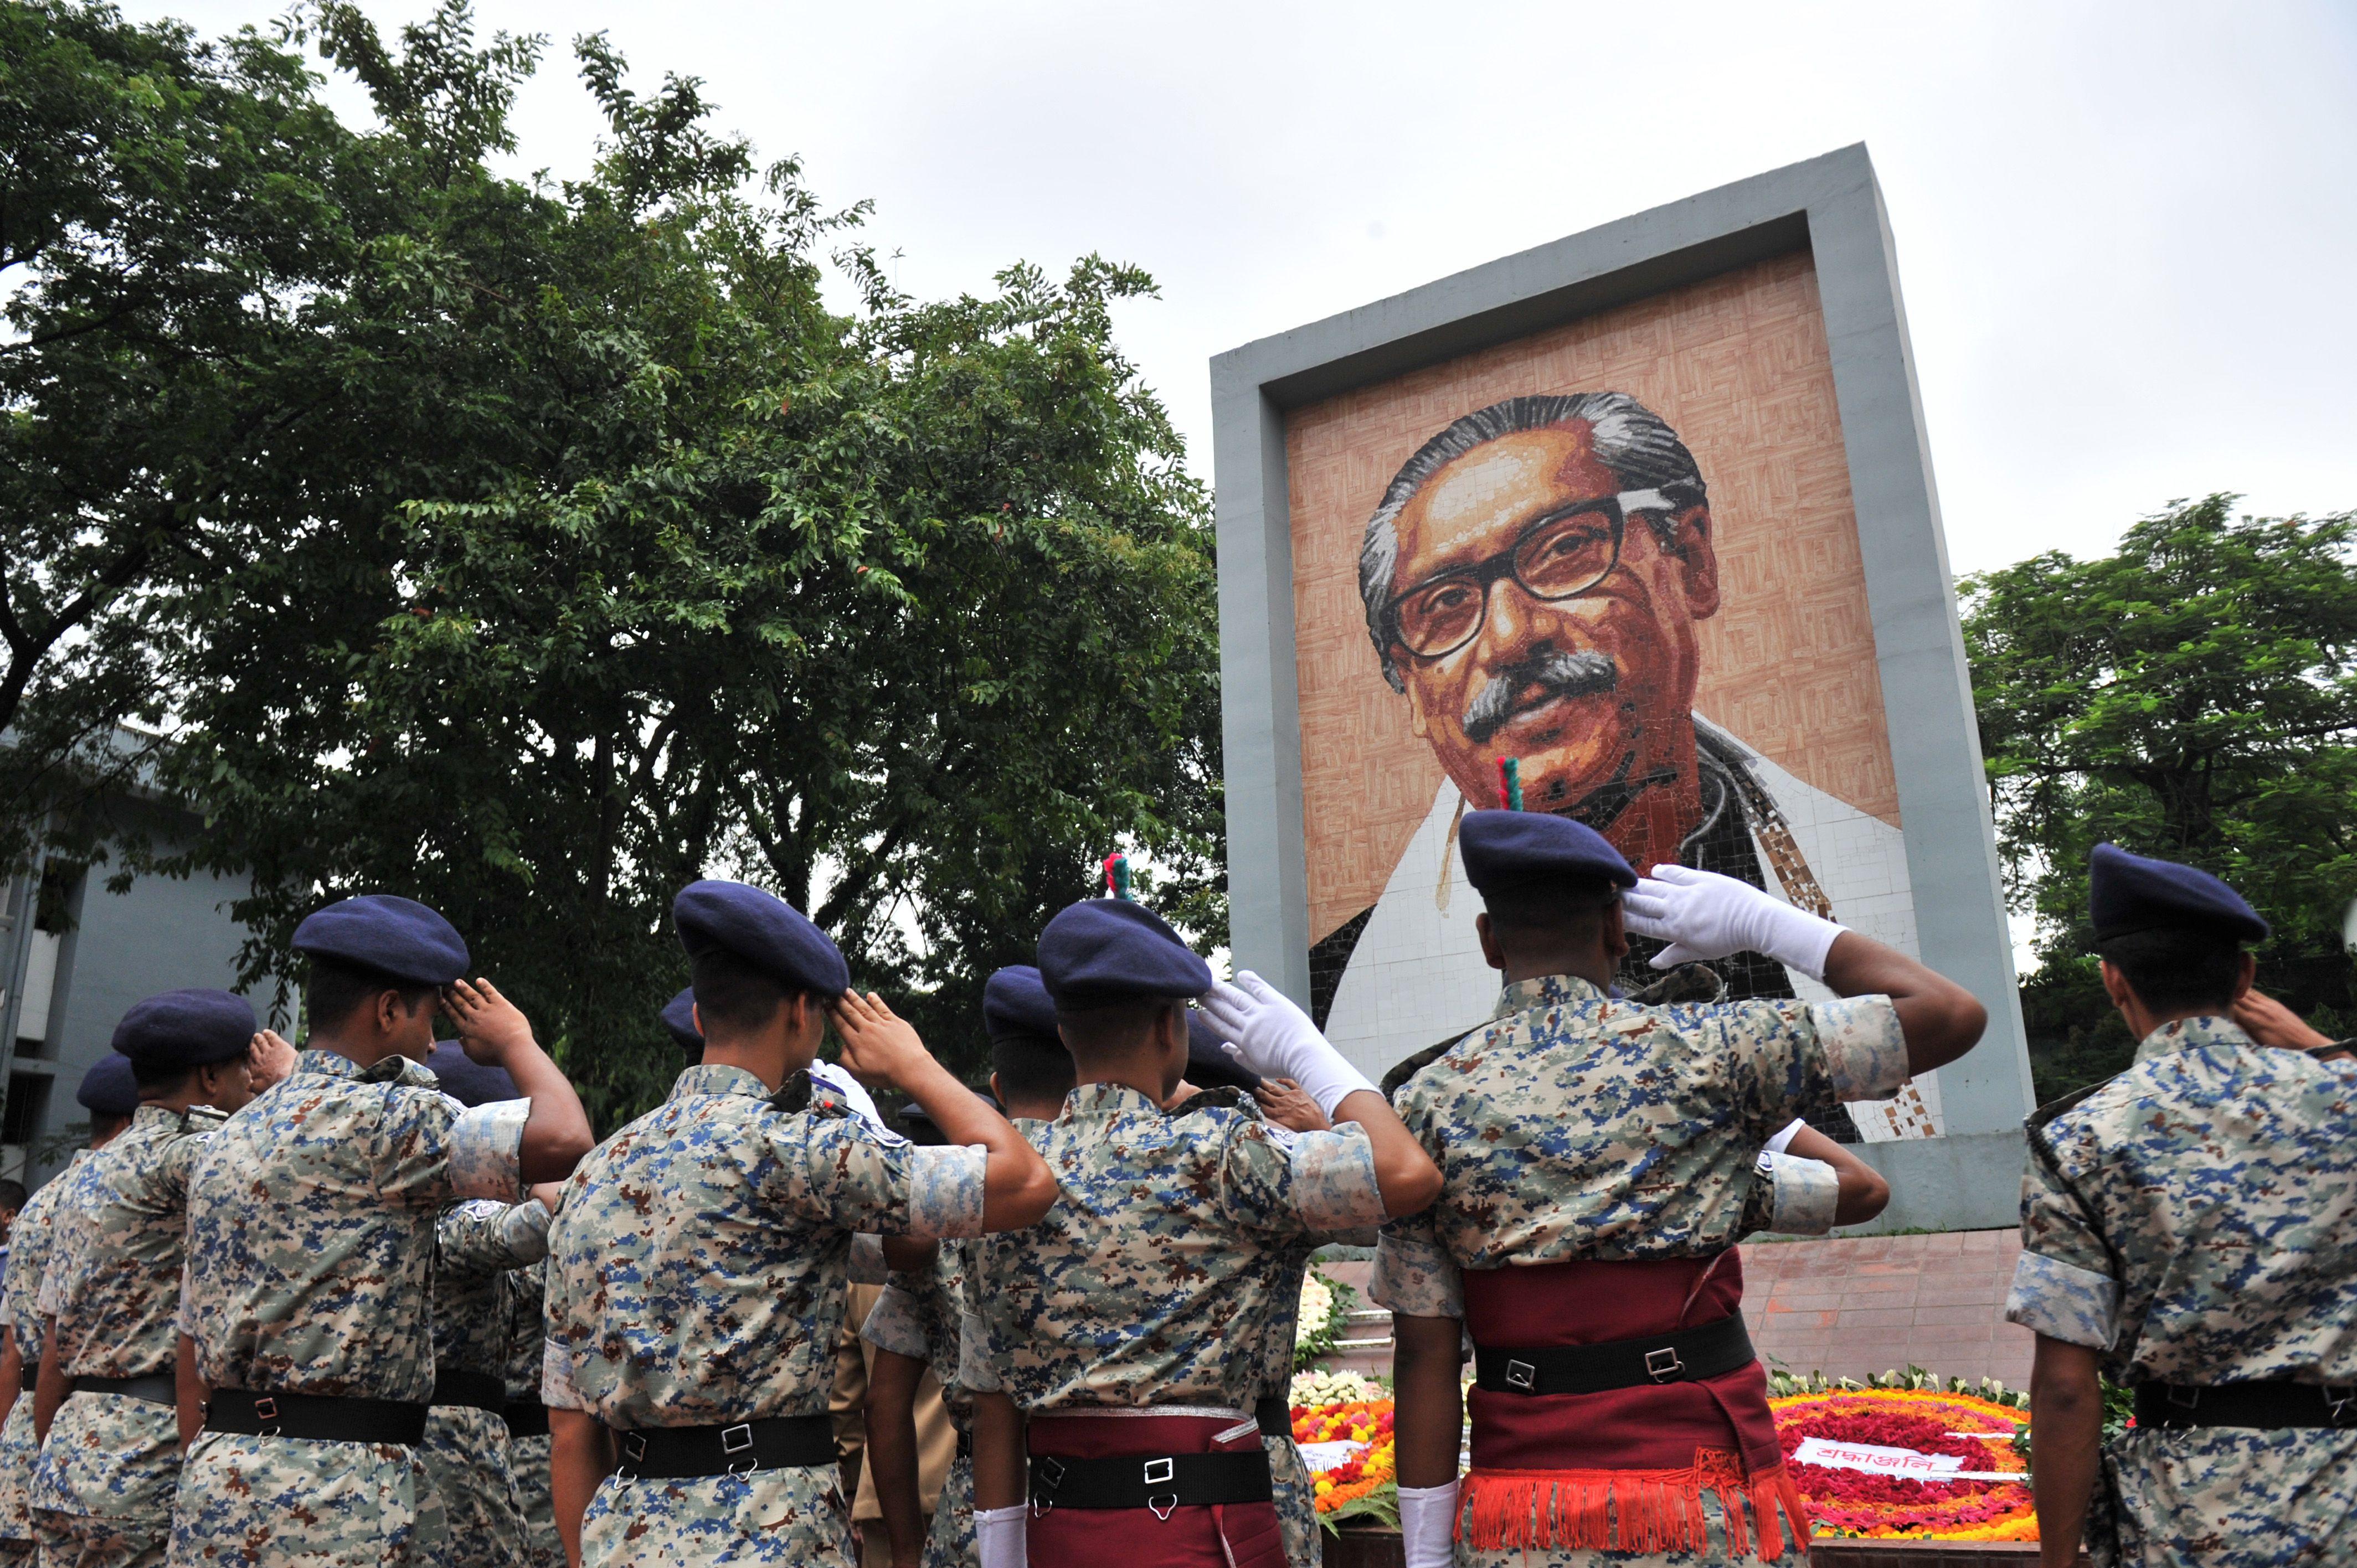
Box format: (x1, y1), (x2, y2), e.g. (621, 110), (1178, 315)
(1254, 1396), (1289, 1438)
(70, 1370), (176, 1405)
(204, 1387), (430, 1446)
(1473, 1312), (1756, 1397)
(955, 1427), (973, 1458)
(429, 1368), (507, 1415)
(18, 1361), (34, 1394)
(610, 1414), (834, 1481)
(502, 1399), (550, 1438)
(1028, 1449), (1274, 1513)
(2134, 1380), (2357, 1430)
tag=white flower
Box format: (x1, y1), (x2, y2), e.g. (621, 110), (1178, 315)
(1287, 1368), (1381, 1409)
(1294, 1272), (1335, 1346)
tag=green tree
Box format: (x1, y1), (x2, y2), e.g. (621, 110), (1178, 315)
(1962, 494), (2357, 1099)
(0, 0), (439, 863)
(84, 8), (1222, 1125)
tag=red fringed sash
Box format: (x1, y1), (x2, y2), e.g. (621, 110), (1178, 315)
(1457, 1254), (1809, 1561)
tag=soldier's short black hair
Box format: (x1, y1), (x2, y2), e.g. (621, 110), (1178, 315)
(689, 946), (812, 1038)
(0, 1180), (25, 1214)
(306, 958), (437, 1034)
(1480, 875), (1624, 937)
(2097, 927), (2247, 1015)
(1053, 996), (1180, 1063)
(131, 1057), (202, 1095)
(990, 1035), (1076, 1106)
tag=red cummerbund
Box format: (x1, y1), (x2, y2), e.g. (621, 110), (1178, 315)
(1025, 1409), (1283, 1568)
(1457, 1252), (1808, 1561)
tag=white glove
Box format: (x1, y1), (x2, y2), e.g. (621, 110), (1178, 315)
(1399, 1480), (1460, 1568)
(1620, 864), (1846, 983)
(809, 1061), (906, 1145)
(975, 1503), (1027, 1568)
(1763, 1117), (1807, 1156)
(1196, 971), (1376, 1119)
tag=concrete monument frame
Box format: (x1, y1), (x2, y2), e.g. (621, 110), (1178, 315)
(1210, 145), (2034, 1231)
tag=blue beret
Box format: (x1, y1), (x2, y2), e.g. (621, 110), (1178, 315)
(2089, 843), (2268, 945)
(661, 987), (704, 1053)
(673, 880), (849, 997)
(292, 895), (469, 987)
(1185, 1009), (1259, 1092)
(1458, 809), (1637, 896)
(982, 966), (1059, 1045)
(75, 1054), (141, 1118)
(111, 988), (255, 1070)
(425, 1041), (519, 1107)
(1036, 900), (1212, 1006)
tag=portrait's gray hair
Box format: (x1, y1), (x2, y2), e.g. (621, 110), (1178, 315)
(1358, 393), (1707, 692)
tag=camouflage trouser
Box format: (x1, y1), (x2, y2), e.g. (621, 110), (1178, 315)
(166, 1431), (450, 1568)
(32, 1512), (166, 1568)
(1264, 1435), (1320, 1568)
(919, 1451), (974, 1568)
(419, 1408), (524, 1568)
(0, 1399), (43, 1561)
(1455, 1486), (1807, 1567)
(580, 1463), (855, 1567)
(506, 1433), (562, 1568)
(2098, 1426), (2357, 1568)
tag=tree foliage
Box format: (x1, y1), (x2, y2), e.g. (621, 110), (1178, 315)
(1963, 494), (2357, 1097)
(7, 0), (1222, 1125)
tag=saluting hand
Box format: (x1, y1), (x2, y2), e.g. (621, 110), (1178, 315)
(443, 977), (538, 1066)
(247, 1029), (299, 1093)
(828, 991), (935, 1089)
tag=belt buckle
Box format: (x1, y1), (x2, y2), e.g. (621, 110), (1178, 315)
(1644, 1347), (1684, 1383)
(253, 1396), (281, 1438)
(2327, 1388), (2356, 1427)
(721, 1423), (754, 1455)
(1035, 1457), (1066, 1490)
(2166, 1386), (2201, 1414)
(619, 1430), (647, 1479)
(1504, 1359), (1536, 1392)
(1141, 1457), (1174, 1486)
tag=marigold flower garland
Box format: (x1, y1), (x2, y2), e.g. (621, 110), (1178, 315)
(1769, 1388), (2036, 1541)
(1292, 1396), (1398, 1530)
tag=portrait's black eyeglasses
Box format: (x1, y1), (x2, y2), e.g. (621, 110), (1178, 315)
(1381, 488), (1675, 661)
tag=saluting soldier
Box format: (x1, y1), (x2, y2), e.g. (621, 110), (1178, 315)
(964, 899), (1440, 1568)
(30, 992), (293, 1567)
(0, 1060), (140, 1568)
(1379, 812), (1987, 1568)
(863, 964), (1078, 1568)
(170, 896), (594, 1568)
(539, 881), (1056, 1567)
(1188, 1022), (1376, 1568)
(421, 1044), (561, 1568)
(2004, 844), (2357, 1566)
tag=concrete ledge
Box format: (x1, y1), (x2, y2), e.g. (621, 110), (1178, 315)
(1844, 1131), (2029, 1235)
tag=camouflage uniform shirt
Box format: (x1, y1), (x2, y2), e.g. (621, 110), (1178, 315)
(541, 1061), (986, 1568)
(502, 1260), (562, 1568)
(969, 1084), (1388, 1413)
(2005, 1014), (2357, 1566)
(0, 1153), (92, 1555)
(33, 1103), (228, 1535)
(1372, 973), (1905, 1316)
(170, 1048), (528, 1568)
(423, 1199), (549, 1568)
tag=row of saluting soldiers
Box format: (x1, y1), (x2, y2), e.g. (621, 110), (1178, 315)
(0, 808), (2345, 1568)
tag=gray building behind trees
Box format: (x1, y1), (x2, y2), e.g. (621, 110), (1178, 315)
(0, 798), (251, 1187)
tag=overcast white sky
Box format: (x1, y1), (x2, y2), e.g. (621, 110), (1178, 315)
(140, 0), (2357, 575)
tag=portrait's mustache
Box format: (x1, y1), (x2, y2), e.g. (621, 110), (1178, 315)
(1461, 650), (1619, 744)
